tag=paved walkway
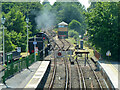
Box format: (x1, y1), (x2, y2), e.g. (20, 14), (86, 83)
(99, 60), (120, 89)
(0, 61), (41, 89)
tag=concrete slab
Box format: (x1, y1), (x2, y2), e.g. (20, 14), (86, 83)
(99, 61), (120, 89)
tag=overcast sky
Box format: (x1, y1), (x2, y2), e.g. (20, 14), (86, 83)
(41, 0), (90, 9)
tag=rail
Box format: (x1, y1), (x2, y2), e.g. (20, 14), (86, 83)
(87, 60), (103, 89)
(46, 30), (71, 89)
(64, 58), (69, 90)
(75, 58), (86, 89)
(46, 30), (58, 89)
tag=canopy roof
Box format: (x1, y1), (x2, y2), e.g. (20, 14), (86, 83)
(58, 21), (68, 26)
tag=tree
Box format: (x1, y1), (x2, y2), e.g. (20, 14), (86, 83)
(4, 8), (27, 35)
(69, 20), (85, 35)
(2, 2), (43, 36)
(68, 30), (79, 39)
(85, 2), (119, 61)
(53, 2), (87, 30)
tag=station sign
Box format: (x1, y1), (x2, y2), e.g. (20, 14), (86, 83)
(33, 41), (37, 45)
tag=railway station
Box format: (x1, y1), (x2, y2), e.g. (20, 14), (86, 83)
(0, 1), (120, 90)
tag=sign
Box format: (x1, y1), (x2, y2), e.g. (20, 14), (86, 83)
(58, 27), (67, 31)
(106, 50), (111, 56)
(17, 47), (21, 52)
(33, 41), (37, 45)
(56, 51), (62, 58)
(58, 52), (62, 56)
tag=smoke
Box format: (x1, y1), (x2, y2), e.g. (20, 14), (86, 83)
(35, 6), (56, 31)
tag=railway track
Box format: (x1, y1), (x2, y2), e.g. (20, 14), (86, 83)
(46, 30), (72, 89)
(86, 60), (103, 89)
(44, 30), (108, 89)
(75, 57), (86, 89)
(60, 38), (71, 89)
(76, 57), (109, 89)
(45, 30), (58, 89)
(60, 39), (71, 51)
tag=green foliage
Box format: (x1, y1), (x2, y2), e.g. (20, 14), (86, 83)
(4, 30), (16, 52)
(4, 8), (27, 35)
(53, 2), (87, 29)
(1, 2), (87, 53)
(69, 19), (85, 35)
(4, 30), (26, 52)
(68, 30), (79, 39)
(86, 2), (119, 61)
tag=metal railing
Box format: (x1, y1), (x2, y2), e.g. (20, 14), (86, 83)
(1, 50), (42, 84)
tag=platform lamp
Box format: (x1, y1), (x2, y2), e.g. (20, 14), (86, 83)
(1, 16), (5, 65)
(26, 17), (29, 58)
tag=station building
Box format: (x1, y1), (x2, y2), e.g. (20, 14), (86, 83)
(58, 21), (68, 39)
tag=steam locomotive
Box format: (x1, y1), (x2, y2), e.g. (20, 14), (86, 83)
(28, 32), (51, 59)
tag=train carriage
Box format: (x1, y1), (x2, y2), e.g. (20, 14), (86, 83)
(28, 32), (51, 59)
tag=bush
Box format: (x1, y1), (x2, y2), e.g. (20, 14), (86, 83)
(69, 19), (85, 35)
(68, 30), (79, 39)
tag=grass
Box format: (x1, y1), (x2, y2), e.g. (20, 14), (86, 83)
(66, 37), (76, 49)
(66, 37), (94, 60)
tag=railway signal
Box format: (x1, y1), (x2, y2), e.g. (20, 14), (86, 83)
(35, 47), (38, 55)
(43, 37), (45, 40)
(58, 52), (62, 56)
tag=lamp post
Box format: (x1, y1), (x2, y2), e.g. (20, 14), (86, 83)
(1, 16), (5, 65)
(26, 17), (29, 58)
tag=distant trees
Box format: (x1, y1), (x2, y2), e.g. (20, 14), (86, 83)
(1, 2), (87, 53)
(53, 2), (87, 30)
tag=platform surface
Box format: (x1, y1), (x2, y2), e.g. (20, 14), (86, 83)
(25, 61), (50, 88)
(0, 61), (50, 89)
(99, 61), (120, 89)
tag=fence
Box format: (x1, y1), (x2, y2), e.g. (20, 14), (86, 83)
(2, 50), (41, 84)
(94, 50), (101, 60)
(84, 40), (101, 59)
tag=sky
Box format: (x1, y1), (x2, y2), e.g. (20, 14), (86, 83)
(41, 0), (90, 9)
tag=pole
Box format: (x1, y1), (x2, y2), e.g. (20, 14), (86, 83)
(34, 36), (36, 62)
(27, 24), (28, 58)
(3, 25), (5, 65)
(84, 54), (86, 66)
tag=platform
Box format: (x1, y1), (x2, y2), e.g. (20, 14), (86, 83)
(0, 61), (50, 89)
(98, 61), (120, 89)
(25, 61), (50, 88)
